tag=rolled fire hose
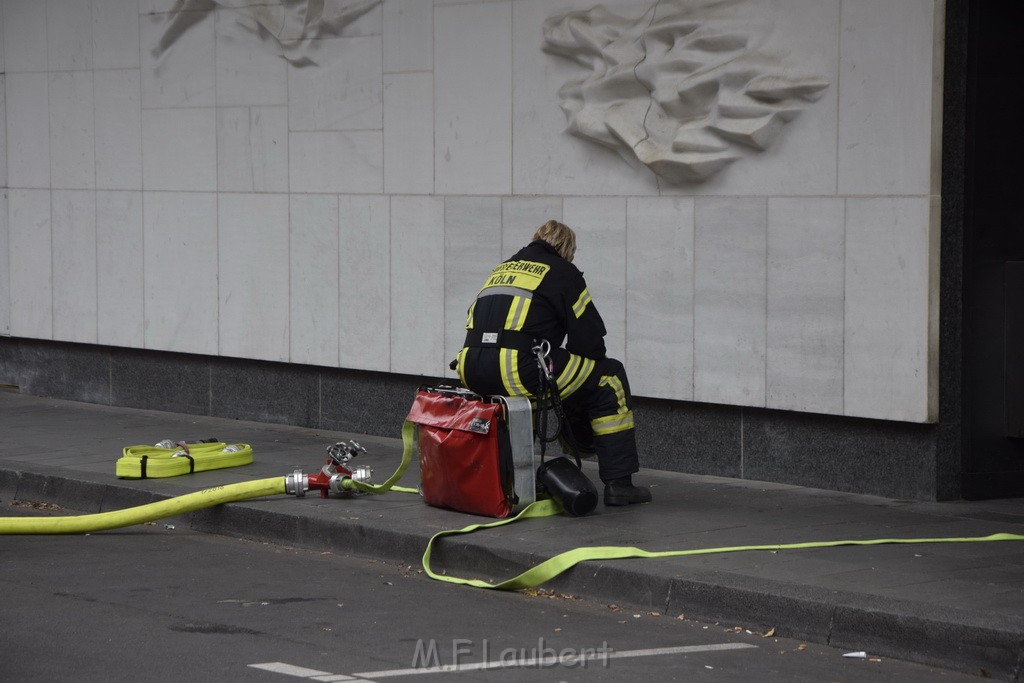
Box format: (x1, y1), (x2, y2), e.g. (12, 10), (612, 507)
(116, 441), (253, 479)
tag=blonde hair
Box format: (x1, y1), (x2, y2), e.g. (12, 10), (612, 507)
(532, 220), (577, 262)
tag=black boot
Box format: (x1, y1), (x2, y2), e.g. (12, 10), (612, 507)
(603, 476), (652, 506)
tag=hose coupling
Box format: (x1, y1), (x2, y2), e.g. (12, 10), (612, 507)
(350, 465), (373, 484)
(284, 469), (309, 497)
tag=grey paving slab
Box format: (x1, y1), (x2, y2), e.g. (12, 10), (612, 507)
(1, 391), (1023, 680)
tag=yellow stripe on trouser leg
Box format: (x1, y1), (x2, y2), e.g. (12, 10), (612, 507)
(455, 347), (469, 387)
(558, 356), (594, 400)
(555, 355), (581, 390)
(598, 375), (628, 413)
(591, 411), (635, 436)
(500, 349), (531, 397)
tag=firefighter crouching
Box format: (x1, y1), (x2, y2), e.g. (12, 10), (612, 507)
(454, 220), (652, 506)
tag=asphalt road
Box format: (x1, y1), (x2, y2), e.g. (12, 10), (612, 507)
(0, 501), (983, 682)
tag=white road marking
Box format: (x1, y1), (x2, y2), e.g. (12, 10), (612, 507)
(251, 641), (757, 680)
(353, 642), (757, 678)
(248, 662), (353, 680)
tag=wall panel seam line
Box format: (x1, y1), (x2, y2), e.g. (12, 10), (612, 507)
(841, 198), (847, 416)
(764, 197), (769, 410)
(691, 198), (696, 400)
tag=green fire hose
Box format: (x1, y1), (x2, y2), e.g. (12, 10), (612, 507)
(3, 424), (1023, 593)
(0, 477), (286, 535)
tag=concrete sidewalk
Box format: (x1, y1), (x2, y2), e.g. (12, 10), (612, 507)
(1, 391), (1022, 680)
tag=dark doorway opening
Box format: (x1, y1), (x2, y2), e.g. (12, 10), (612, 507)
(962, 0), (1024, 498)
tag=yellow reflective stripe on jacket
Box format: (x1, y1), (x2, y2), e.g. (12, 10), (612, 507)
(558, 356), (594, 400)
(500, 349), (531, 397)
(572, 288), (592, 319)
(504, 295), (532, 331)
(591, 411), (635, 436)
(465, 301), (476, 330)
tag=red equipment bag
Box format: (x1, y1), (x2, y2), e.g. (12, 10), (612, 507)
(407, 387), (516, 518)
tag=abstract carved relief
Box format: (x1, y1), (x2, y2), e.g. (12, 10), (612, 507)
(542, 1), (829, 184)
(153, 0), (381, 66)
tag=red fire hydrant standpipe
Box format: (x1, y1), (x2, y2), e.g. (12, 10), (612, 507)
(284, 422), (419, 499)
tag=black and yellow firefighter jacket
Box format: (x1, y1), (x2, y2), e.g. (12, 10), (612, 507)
(455, 239), (639, 482)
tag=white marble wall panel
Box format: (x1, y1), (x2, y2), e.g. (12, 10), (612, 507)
(838, 0), (936, 196)
(290, 194), (339, 367)
(218, 193), (290, 362)
(667, 0), (840, 197)
(383, 72), (433, 195)
(0, 76), (6, 189)
(142, 108), (216, 191)
(215, 10), (288, 107)
(383, 0), (432, 73)
(563, 197), (626, 361)
(6, 73), (50, 188)
(694, 198), (767, 407)
(47, 0), (93, 70)
(434, 1), (511, 195)
(338, 195), (390, 371)
(8, 189), (52, 339)
(140, 8), (215, 108)
(500, 197), (561, 259)
(511, 0), (657, 197)
(51, 190), (97, 344)
(287, 36), (382, 131)
(96, 190), (144, 348)
(93, 0), (141, 70)
(328, 1), (382, 37)
(95, 69), (142, 190)
(49, 71), (95, 190)
(138, 0), (179, 12)
(0, 0), (943, 426)
(766, 197), (845, 414)
(444, 196), (502, 375)
(143, 192), (218, 355)
(845, 197), (933, 422)
(289, 132), (382, 194)
(0, 192), (9, 335)
(248, 107), (289, 192)
(3, 0), (47, 73)
(390, 195), (445, 376)
(218, 106), (289, 193)
(625, 197), (694, 400)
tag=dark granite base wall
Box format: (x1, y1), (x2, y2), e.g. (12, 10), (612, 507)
(0, 336), (952, 500)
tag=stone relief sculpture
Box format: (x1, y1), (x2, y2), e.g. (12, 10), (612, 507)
(153, 0), (381, 66)
(542, 0), (829, 184)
